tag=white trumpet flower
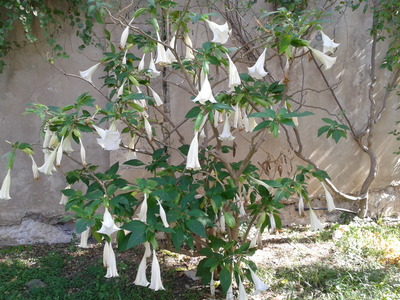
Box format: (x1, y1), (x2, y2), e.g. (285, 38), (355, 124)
(144, 116), (153, 140)
(309, 208), (324, 231)
(226, 284), (234, 300)
(193, 75), (216, 104)
(233, 102), (242, 129)
(269, 213), (276, 233)
(56, 136), (65, 167)
(38, 145), (59, 175)
(63, 134), (74, 153)
(165, 35), (177, 63)
(149, 250), (165, 291)
(0, 169), (11, 200)
(298, 194), (304, 216)
(184, 34), (195, 60)
(78, 137), (87, 167)
(117, 79), (126, 98)
(157, 199), (169, 228)
(93, 123), (121, 151)
(249, 267), (269, 295)
(79, 62), (101, 83)
(144, 242), (152, 258)
(104, 242), (119, 278)
(134, 253), (150, 286)
(122, 50), (128, 65)
(186, 131), (201, 170)
(155, 32), (171, 65)
(59, 185), (71, 205)
(148, 53), (160, 78)
(321, 182), (336, 212)
(309, 47), (336, 70)
(97, 208), (121, 237)
(138, 194), (148, 223)
(29, 155), (40, 180)
(238, 276), (248, 300)
(219, 114), (235, 141)
(227, 54), (241, 90)
(149, 86), (163, 106)
(138, 53), (146, 71)
(205, 19), (230, 44)
(120, 26), (129, 50)
(248, 48), (268, 79)
(320, 31), (340, 54)
(210, 271), (216, 296)
(78, 227), (90, 248)
(103, 240), (111, 267)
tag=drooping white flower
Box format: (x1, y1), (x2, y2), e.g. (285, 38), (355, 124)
(321, 182), (336, 212)
(78, 137), (87, 167)
(248, 48), (268, 79)
(249, 267), (269, 295)
(29, 155), (40, 180)
(157, 199), (169, 228)
(193, 75), (216, 104)
(122, 50), (128, 65)
(63, 133), (74, 153)
(227, 54), (241, 90)
(126, 135), (137, 161)
(79, 62), (101, 83)
(236, 194), (246, 217)
(59, 185), (71, 205)
(104, 242), (119, 278)
(233, 103), (243, 129)
(309, 208), (324, 231)
(309, 47), (336, 70)
(226, 284), (234, 300)
(138, 53), (146, 71)
(103, 240), (111, 267)
(97, 208), (121, 237)
(93, 123), (121, 151)
(138, 193), (148, 223)
(298, 194), (304, 216)
(117, 79), (126, 98)
(48, 131), (59, 149)
(269, 213), (276, 233)
(149, 86), (163, 106)
(205, 19), (230, 44)
(186, 131), (201, 170)
(205, 271), (214, 296)
(78, 226), (91, 248)
(149, 250), (165, 291)
(56, 136), (64, 167)
(148, 52), (160, 78)
(238, 276), (248, 300)
(38, 145), (59, 175)
(134, 253), (150, 286)
(165, 35), (177, 63)
(184, 34), (195, 60)
(250, 227), (260, 248)
(155, 32), (171, 65)
(143, 116), (153, 140)
(144, 241), (152, 258)
(120, 26), (129, 50)
(219, 114), (235, 141)
(0, 169), (11, 200)
(320, 31), (340, 54)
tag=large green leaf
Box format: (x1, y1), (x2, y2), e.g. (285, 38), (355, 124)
(119, 220), (147, 250)
(187, 219), (207, 238)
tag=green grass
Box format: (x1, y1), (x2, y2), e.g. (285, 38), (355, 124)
(0, 219), (399, 299)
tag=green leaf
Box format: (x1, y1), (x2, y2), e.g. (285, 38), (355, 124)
(223, 212), (236, 228)
(317, 125), (330, 137)
(119, 221), (147, 250)
(185, 106), (201, 119)
(76, 218), (95, 234)
(252, 120), (271, 132)
(124, 159), (145, 166)
(219, 267), (232, 294)
(171, 227), (185, 252)
(187, 219), (207, 238)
